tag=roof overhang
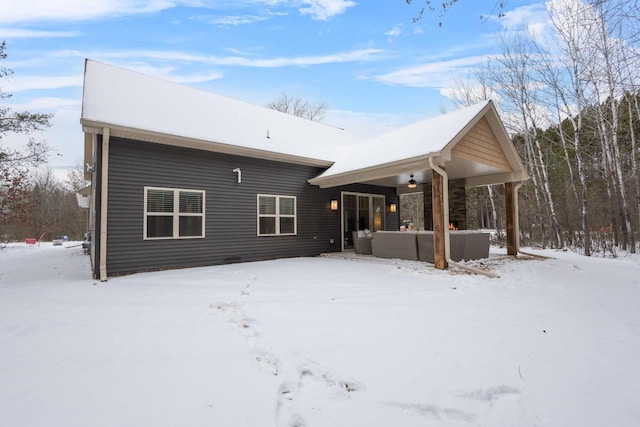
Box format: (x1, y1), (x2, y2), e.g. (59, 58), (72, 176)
(309, 101), (529, 190)
(309, 155), (528, 189)
(81, 119), (335, 169)
(308, 153), (441, 189)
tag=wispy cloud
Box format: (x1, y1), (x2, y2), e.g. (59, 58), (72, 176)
(374, 55), (492, 88)
(386, 25), (402, 37)
(496, 2), (550, 38)
(0, 28), (80, 38)
(4, 47), (380, 93)
(1, 0), (354, 24)
(298, 0), (356, 20)
(93, 47), (382, 68)
(3, 74), (82, 92)
(193, 10), (288, 26)
(0, 0), (188, 24)
(225, 48), (380, 67)
(7, 96), (81, 111)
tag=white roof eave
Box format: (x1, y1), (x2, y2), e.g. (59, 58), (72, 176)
(81, 119), (335, 168)
(308, 152), (443, 188)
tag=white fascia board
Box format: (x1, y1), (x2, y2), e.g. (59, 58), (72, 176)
(81, 119), (334, 168)
(309, 153), (439, 188)
(466, 171), (528, 188)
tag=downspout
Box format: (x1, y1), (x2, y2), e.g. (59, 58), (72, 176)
(513, 181), (551, 260)
(99, 127), (110, 281)
(429, 157), (499, 278)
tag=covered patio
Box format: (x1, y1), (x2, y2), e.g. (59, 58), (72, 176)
(309, 100), (529, 275)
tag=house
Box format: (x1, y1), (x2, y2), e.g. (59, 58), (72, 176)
(80, 59), (528, 280)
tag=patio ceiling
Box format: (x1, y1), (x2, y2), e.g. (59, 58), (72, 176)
(360, 156), (516, 191)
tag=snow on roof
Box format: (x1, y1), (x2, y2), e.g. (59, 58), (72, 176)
(81, 60), (494, 175)
(81, 60), (355, 164)
(314, 100), (491, 178)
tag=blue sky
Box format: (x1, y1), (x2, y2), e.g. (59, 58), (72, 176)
(1, 0), (548, 173)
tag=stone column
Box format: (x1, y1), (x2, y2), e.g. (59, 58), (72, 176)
(448, 179), (467, 230)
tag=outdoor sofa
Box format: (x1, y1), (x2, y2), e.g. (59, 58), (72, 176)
(370, 230), (490, 263)
(352, 230), (373, 255)
(371, 231), (419, 261)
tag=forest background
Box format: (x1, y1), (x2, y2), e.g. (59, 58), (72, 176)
(401, 0), (640, 257)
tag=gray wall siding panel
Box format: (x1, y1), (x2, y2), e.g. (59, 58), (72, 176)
(105, 138), (398, 276)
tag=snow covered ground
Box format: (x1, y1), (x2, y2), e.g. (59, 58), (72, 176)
(1, 243), (639, 427)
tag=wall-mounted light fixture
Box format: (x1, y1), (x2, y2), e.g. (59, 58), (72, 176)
(330, 199), (339, 211)
(408, 173), (417, 189)
(389, 203), (397, 213)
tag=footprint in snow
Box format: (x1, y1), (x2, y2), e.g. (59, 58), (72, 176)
(459, 385), (522, 402)
(386, 402), (476, 423)
(241, 283), (251, 296)
(296, 361), (365, 396)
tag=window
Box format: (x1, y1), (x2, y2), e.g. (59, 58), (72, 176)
(144, 187), (204, 239)
(257, 194), (296, 236)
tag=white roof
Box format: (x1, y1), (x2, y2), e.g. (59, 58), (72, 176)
(81, 60), (526, 187)
(81, 60), (355, 165)
(315, 101), (490, 178)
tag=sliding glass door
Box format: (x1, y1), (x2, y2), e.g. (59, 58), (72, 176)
(342, 192), (385, 250)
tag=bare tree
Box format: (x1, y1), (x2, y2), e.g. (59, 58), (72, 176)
(399, 192), (424, 230)
(65, 165), (90, 192)
(405, 0), (506, 24)
(542, 2), (598, 254)
(267, 93), (328, 122)
(28, 168), (84, 240)
(0, 41), (52, 157)
(0, 162), (31, 241)
(591, 1), (635, 252)
(489, 31), (565, 248)
(0, 41), (52, 241)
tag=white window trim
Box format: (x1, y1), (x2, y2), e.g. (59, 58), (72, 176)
(257, 194), (297, 236)
(144, 186), (205, 240)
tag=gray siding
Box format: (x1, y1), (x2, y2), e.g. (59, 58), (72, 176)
(105, 138), (399, 276)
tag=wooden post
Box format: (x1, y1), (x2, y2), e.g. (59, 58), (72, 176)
(505, 181), (517, 256)
(432, 169), (448, 269)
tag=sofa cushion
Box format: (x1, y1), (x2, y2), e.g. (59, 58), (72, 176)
(371, 231), (418, 261)
(416, 231), (434, 262)
(352, 231), (373, 255)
